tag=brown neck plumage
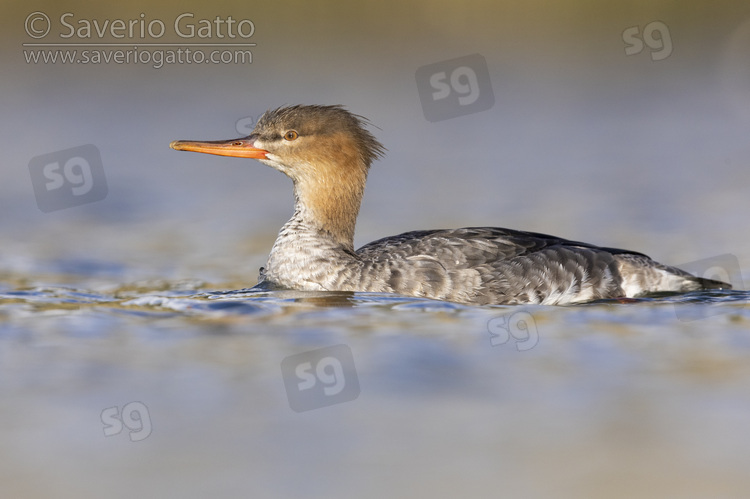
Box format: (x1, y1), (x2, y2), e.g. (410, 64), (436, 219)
(291, 134), (370, 249)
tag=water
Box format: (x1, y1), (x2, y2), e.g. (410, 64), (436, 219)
(2, 276), (750, 498)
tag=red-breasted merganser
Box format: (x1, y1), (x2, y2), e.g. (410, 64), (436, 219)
(170, 105), (730, 305)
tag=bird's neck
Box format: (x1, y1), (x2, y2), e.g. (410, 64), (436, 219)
(289, 159), (367, 249)
(264, 174), (364, 290)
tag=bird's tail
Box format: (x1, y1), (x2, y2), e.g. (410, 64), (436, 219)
(615, 254), (734, 295)
(688, 275), (732, 290)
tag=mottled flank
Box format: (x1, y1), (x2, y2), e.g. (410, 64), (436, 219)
(262, 225), (730, 306)
(176, 104), (732, 305)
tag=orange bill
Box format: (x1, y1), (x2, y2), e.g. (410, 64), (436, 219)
(169, 138), (268, 159)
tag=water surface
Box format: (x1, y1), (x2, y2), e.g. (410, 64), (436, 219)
(2, 275), (749, 498)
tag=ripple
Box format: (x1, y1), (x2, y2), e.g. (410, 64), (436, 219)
(1, 281), (748, 322)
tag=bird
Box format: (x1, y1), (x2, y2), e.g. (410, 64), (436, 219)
(170, 104), (731, 305)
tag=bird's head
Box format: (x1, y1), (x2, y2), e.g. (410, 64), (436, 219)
(170, 105), (386, 245)
(170, 104), (384, 182)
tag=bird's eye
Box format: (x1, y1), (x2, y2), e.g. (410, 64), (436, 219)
(284, 130), (299, 141)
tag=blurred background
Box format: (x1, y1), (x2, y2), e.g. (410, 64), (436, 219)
(4, 0), (749, 285)
(2, 1), (750, 498)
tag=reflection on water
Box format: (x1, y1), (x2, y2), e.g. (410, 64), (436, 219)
(1, 276), (749, 498)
